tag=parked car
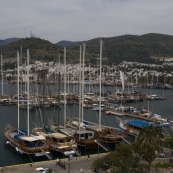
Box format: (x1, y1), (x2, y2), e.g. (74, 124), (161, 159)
(35, 167), (48, 173)
(35, 167), (54, 173)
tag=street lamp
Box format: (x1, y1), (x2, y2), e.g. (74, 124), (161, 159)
(68, 161), (70, 173)
(98, 144), (99, 158)
(68, 155), (72, 173)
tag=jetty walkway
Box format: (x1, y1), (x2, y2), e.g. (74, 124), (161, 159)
(104, 108), (173, 126)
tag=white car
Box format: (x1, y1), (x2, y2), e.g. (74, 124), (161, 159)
(35, 167), (48, 173)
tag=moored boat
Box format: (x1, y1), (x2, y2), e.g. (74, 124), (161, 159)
(4, 50), (50, 157)
(119, 119), (167, 138)
(4, 125), (50, 156)
(85, 124), (125, 144)
(73, 130), (99, 150)
(48, 132), (77, 156)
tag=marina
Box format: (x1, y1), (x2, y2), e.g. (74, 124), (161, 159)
(1, 46), (173, 167)
(1, 1), (173, 172)
(0, 81), (173, 166)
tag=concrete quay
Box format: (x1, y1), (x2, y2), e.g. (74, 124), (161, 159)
(0, 153), (107, 173)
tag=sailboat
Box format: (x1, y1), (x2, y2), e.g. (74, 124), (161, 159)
(48, 47), (78, 156)
(73, 44), (101, 150)
(4, 50), (50, 157)
(85, 39), (125, 144)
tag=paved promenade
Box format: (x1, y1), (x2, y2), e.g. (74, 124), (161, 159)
(32, 154), (99, 173)
(0, 153), (107, 173)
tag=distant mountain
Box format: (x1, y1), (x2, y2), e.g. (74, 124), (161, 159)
(0, 38), (23, 46)
(67, 33), (173, 64)
(1, 33), (173, 67)
(56, 40), (81, 47)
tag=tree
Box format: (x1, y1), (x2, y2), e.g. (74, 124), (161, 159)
(132, 124), (164, 173)
(112, 144), (139, 173)
(164, 135), (173, 149)
(46, 168), (53, 173)
(93, 144), (139, 173)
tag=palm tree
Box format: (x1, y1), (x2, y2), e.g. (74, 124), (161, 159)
(134, 124), (164, 172)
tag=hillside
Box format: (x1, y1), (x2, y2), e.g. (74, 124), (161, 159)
(0, 38), (22, 46)
(0, 37), (83, 65)
(67, 33), (173, 64)
(56, 40), (80, 47)
(1, 33), (173, 67)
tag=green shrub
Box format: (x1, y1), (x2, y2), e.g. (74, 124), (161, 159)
(154, 162), (173, 168)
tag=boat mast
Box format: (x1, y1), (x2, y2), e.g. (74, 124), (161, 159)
(57, 71), (60, 130)
(17, 51), (20, 133)
(99, 39), (103, 128)
(27, 49), (30, 135)
(1, 54), (3, 95)
(20, 46), (22, 94)
(24, 60), (26, 93)
(20, 45), (22, 65)
(81, 43), (85, 123)
(57, 52), (60, 130)
(79, 45), (82, 131)
(64, 47), (66, 129)
(35, 65), (38, 95)
(89, 64), (90, 93)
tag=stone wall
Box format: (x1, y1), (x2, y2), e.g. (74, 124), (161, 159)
(152, 158), (170, 164)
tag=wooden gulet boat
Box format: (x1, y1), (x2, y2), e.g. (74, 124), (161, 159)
(72, 43), (104, 151)
(73, 130), (100, 150)
(48, 132), (77, 156)
(85, 39), (125, 145)
(4, 50), (51, 158)
(4, 125), (50, 156)
(48, 48), (79, 156)
(85, 124), (125, 144)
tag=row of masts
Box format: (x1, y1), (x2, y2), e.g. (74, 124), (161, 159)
(3, 39), (167, 159)
(13, 40), (123, 156)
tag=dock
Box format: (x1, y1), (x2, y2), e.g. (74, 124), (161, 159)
(104, 108), (173, 126)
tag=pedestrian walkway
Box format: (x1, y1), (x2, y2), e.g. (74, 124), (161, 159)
(32, 153), (107, 173)
(0, 153), (107, 173)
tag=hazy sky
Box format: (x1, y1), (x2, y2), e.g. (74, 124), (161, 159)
(1, 0), (173, 43)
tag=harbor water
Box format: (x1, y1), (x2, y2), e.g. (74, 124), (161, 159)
(0, 83), (173, 166)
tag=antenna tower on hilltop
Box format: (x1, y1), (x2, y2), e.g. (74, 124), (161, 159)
(30, 31), (35, 38)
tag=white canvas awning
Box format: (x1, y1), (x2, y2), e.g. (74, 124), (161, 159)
(19, 136), (39, 142)
(31, 135), (45, 140)
(51, 132), (67, 139)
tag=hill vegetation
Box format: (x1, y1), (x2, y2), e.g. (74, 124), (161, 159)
(0, 37), (84, 65)
(1, 33), (173, 68)
(67, 33), (173, 64)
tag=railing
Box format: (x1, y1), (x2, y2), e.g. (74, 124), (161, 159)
(40, 149), (52, 159)
(94, 140), (109, 152)
(68, 142), (81, 156)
